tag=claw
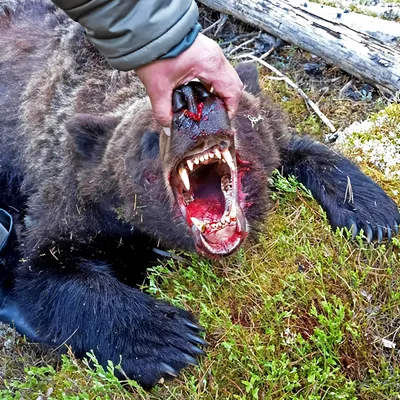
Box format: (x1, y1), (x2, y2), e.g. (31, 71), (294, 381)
(387, 226), (392, 242)
(186, 333), (208, 346)
(184, 320), (206, 332)
(349, 219), (358, 240)
(365, 225), (373, 243)
(183, 353), (199, 366)
(160, 363), (178, 378)
(188, 344), (206, 357)
(394, 223), (399, 235)
(377, 226), (383, 244)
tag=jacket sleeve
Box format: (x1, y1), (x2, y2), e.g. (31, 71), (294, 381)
(51, 0), (201, 71)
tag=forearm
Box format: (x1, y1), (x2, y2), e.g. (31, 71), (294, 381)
(51, 0), (200, 70)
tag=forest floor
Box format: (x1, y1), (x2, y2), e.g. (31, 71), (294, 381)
(1, 3), (400, 399)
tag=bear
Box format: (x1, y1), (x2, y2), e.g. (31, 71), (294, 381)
(0, 0), (399, 388)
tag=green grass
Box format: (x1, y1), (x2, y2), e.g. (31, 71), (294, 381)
(1, 169), (400, 399)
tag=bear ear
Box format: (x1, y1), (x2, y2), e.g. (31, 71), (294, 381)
(235, 62), (261, 95)
(65, 114), (120, 158)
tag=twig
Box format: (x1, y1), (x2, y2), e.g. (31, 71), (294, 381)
(201, 15), (227, 35)
(266, 76), (286, 81)
(152, 247), (187, 263)
(246, 54), (337, 133)
(219, 32), (259, 47)
(228, 36), (258, 56)
(344, 176), (354, 204)
(214, 14), (227, 37)
(339, 79), (354, 99)
(259, 46), (275, 60)
(231, 52), (255, 60)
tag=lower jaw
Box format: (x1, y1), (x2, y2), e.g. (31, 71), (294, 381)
(193, 228), (248, 258)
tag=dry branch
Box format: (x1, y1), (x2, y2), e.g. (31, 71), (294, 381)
(245, 54), (336, 132)
(199, 0), (400, 94)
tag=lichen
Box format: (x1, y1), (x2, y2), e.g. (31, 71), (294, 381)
(335, 104), (400, 180)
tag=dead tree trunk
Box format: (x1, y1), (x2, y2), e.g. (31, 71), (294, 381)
(199, 0), (400, 94)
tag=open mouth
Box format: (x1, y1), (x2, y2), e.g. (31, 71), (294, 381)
(170, 138), (248, 257)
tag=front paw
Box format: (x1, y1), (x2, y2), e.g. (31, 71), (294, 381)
(327, 180), (399, 243)
(110, 300), (206, 388)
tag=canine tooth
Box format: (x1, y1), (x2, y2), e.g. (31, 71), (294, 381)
(194, 158), (200, 165)
(222, 149), (236, 171)
(214, 148), (222, 159)
(230, 202), (237, 218)
(179, 167), (190, 191)
(187, 159), (194, 171)
(191, 217), (206, 233)
(199, 155), (205, 162)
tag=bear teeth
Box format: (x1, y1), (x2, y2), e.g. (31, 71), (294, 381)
(221, 149), (236, 171)
(178, 167), (190, 191)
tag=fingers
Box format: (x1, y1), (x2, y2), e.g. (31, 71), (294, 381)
(135, 61), (174, 128)
(195, 38), (243, 119)
(199, 66), (243, 119)
(210, 65), (243, 119)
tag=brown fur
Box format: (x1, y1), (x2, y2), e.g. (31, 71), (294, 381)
(0, 0), (285, 257)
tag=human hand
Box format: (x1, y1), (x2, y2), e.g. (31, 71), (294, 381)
(135, 33), (243, 129)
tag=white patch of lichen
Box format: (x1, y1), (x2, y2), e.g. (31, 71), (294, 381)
(334, 104), (400, 180)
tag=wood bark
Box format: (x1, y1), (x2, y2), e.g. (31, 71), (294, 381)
(199, 0), (400, 94)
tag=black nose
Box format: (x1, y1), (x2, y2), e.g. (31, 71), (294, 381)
(172, 82), (210, 113)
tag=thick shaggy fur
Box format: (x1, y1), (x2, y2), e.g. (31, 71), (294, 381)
(0, 0), (399, 388)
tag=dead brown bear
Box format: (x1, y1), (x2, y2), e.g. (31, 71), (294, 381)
(0, 0), (399, 388)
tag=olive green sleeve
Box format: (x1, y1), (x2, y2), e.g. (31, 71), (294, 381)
(51, 0), (200, 71)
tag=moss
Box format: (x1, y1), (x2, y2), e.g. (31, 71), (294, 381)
(3, 168), (400, 399)
(258, 49), (387, 138)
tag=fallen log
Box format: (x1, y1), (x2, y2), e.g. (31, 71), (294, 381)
(199, 0), (400, 94)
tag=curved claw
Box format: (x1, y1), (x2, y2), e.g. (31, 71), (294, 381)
(183, 320), (206, 332)
(186, 332), (208, 346)
(394, 223), (399, 235)
(160, 362), (178, 378)
(188, 343), (206, 357)
(365, 225), (373, 243)
(377, 226), (383, 244)
(183, 353), (199, 366)
(387, 226), (392, 242)
(349, 219), (358, 239)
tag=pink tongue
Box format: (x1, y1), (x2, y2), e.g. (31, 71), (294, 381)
(186, 196), (224, 222)
(204, 224), (237, 244)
